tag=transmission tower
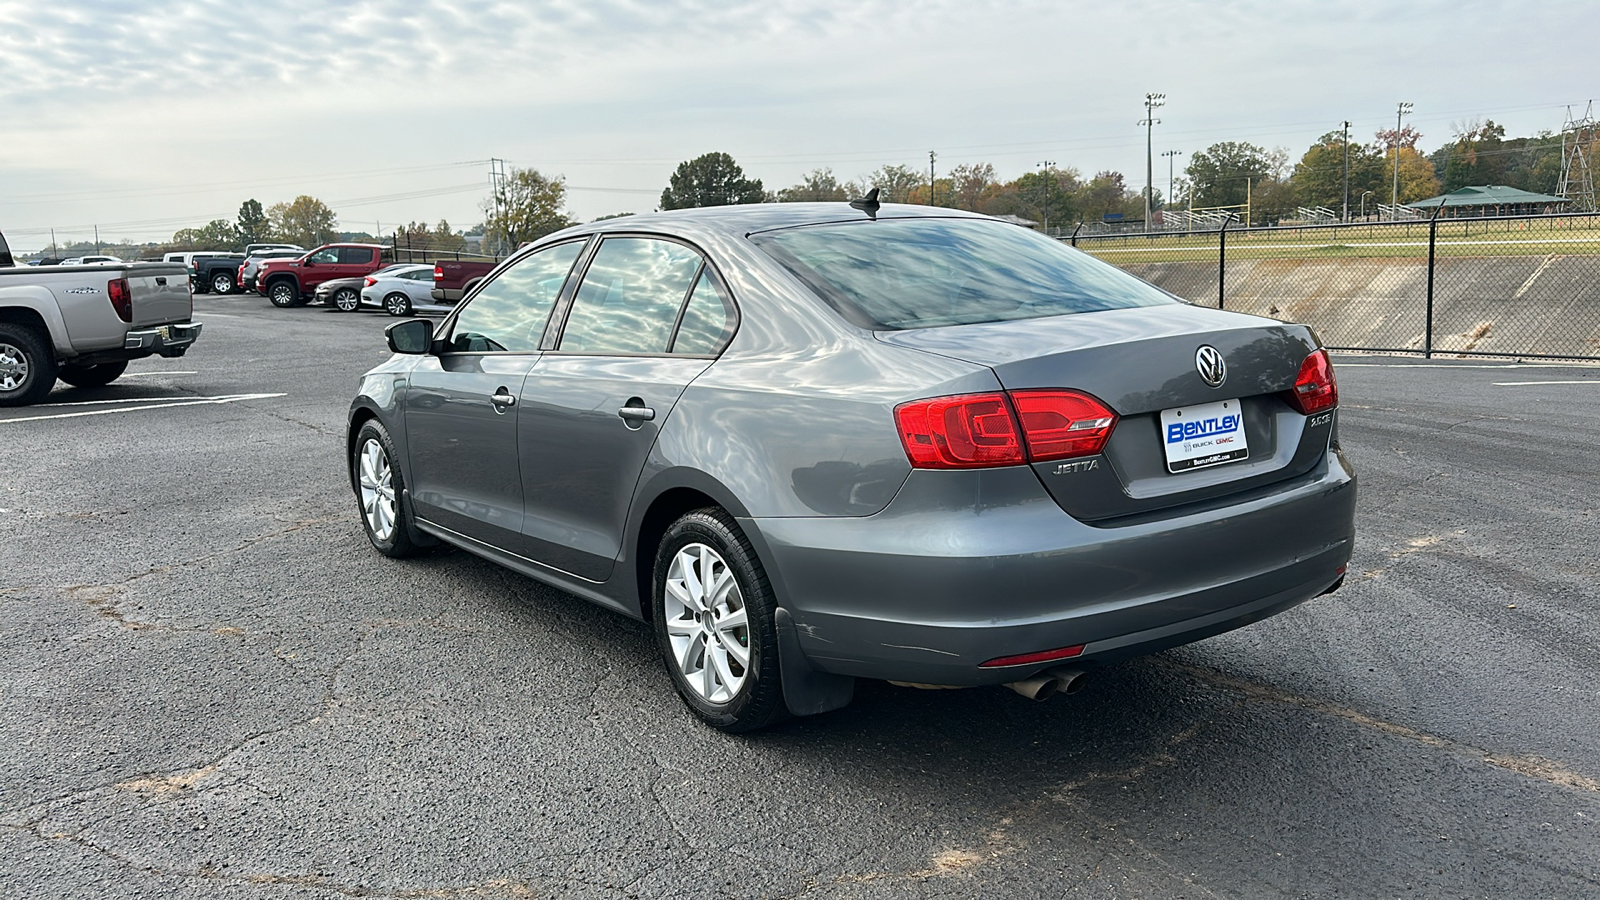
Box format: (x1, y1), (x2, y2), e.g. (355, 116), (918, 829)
(1557, 102), (1598, 212)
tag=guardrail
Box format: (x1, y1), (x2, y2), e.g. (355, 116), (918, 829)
(1070, 211), (1600, 360)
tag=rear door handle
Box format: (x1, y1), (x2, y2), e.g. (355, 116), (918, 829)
(617, 406), (655, 422)
(155, 276), (167, 285)
(490, 389), (517, 410)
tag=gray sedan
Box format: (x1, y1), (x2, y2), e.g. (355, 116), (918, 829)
(346, 202), (1355, 732)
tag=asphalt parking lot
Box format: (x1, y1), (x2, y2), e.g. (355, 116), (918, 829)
(3, 296), (1598, 899)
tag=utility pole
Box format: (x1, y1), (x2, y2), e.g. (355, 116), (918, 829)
(1161, 150), (1183, 226)
(1037, 160), (1056, 232)
(1140, 93), (1166, 232)
(929, 151), (937, 206)
(488, 157), (509, 252)
(1342, 120), (1351, 223)
(1392, 102), (1413, 219)
(94, 225), (100, 255)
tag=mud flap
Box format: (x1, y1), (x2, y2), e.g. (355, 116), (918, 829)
(775, 607), (854, 717)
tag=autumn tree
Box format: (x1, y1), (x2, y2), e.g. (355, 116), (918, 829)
(482, 168), (575, 250)
(1291, 132), (1385, 213)
(235, 199), (271, 246)
(946, 163), (1000, 211)
(1382, 148), (1442, 204)
(267, 196), (338, 248)
(660, 152), (765, 209)
(776, 168), (848, 202)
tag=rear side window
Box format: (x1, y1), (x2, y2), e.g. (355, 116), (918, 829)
(339, 247), (374, 265)
(558, 237), (703, 354)
(751, 218), (1176, 330)
(448, 241), (584, 353)
(670, 269), (735, 355)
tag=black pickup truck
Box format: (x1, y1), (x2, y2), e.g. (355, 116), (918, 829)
(191, 253), (246, 294)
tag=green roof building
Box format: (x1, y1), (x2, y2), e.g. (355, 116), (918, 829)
(1405, 185), (1571, 217)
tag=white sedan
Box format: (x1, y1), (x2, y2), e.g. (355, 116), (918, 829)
(359, 263), (452, 316)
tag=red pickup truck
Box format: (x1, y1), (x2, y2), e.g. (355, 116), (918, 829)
(256, 244), (395, 308)
(429, 258), (499, 304)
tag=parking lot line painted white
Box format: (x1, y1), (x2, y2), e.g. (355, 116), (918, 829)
(1492, 380), (1599, 386)
(35, 394), (224, 408)
(0, 393), (286, 424)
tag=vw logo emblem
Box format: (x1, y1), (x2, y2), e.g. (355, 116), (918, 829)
(1195, 345), (1227, 387)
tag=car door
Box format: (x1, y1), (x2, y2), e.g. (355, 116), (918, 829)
(517, 235), (738, 582)
(403, 240), (587, 551)
(404, 268), (436, 308)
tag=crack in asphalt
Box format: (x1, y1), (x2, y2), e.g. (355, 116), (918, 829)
(1169, 662), (1600, 795)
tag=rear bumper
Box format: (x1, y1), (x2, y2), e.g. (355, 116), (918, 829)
(124, 321), (203, 357)
(743, 448), (1355, 686)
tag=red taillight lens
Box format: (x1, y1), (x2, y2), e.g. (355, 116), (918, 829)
(364, 276), (377, 287)
(1008, 390), (1118, 461)
(979, 644), (1085, 668)
(1285, 349), (1338, 415)
(896, 389), (1118, 469)
(107, 278), (132, 322)
(895, 393), (1024, 468)
(433, 264), (443, 283)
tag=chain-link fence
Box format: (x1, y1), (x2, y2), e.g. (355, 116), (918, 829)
(1071, 212), (1600, 360)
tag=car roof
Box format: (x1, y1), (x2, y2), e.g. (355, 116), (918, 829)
(562, 202), (992, 241)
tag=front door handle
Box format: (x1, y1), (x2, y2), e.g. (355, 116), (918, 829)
(490, 389), (517, 411)
(617, 406), (655, 422)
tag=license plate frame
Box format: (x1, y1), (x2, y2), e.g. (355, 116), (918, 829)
(1159, 399), (1249, 473)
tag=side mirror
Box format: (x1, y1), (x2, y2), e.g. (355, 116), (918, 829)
(386, 318), (434, 354)
(303, 259), (316, 267)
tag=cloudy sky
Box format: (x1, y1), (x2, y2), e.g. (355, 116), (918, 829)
(1, 0), (1594, 252)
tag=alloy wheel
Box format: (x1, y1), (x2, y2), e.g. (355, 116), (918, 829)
(663, 542), (750, 704)
(358, 438), (397, 542)
(335, 289), (360, 312)
(0, 342), (28, 392)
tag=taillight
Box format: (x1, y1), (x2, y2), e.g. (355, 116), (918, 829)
(1284, 349), (1338, 415)
(895, 389), (1117, 469)
(433, 264), (443, 283)
(364, 277), (377, 287)
(107, 278), (132, 322)
(1008, 390), (1118, 462)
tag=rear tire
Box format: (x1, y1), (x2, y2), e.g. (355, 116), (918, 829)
(0, 324), (57, 407)
(268, 279), (302, 308)
(384, 292), (413, 317)
(57, 360), (128, 388)
(210, 271), (236, 294)
(653, 509), (787, 733)
(333, 287), (361, 312)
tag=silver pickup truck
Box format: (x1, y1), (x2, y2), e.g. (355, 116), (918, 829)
(0, 230), (203, 406)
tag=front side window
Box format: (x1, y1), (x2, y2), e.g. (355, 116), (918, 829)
(308, 247), (339, 264)
(447, 241), (584, 353)
(751, 218), (1177, 330)
(558, 237), (704, 355)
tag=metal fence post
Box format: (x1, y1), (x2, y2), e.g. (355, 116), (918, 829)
(1425, 200), (1444, 359)
(1217, 216), (1230, 310)
(1070, 222), (1082, 247)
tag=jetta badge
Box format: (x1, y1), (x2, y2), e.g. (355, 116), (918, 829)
(1195, 345), (1227, 387)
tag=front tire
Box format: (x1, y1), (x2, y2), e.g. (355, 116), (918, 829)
(384, 292), (412, 317)
(210, 271), (236, 294)
(0, 324), (57, 407)
(333, 287), (361, 312)
(353, 420), (418, 558)
(268, 279), (302, 308)
(653, 509), (786, 733)
(57, 360), (128, 388)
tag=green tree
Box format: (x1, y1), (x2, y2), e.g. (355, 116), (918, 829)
(482, 168), (574, 250)
(857, 164), (923, 204)
(1186, 142), (1280, 210)
(660, 152), (765, 209)
(776, 168), (848, 202)
(267, 196), (338, 248)
(235, 199), (270, 246)
(947, 163), (1000, 211)
(1013, 166), (1083, 229)
(1292, 132), (1385, 213)
(170, 219), (239, 250)
(1074, 170), (1139, 223)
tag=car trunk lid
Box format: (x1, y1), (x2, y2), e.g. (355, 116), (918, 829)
(877, 305), (1335, 524)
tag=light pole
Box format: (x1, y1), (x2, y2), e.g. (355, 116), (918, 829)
(1036, 160), (1055, 232)
(1391, 102), (1413, 219)
(1161, 150), (1183, 227)
(928, 150), (937, 206)
(1140, 93), (1165, 232)
(1361, 190), (1375, 221)
(1342, 120), (1351, 223)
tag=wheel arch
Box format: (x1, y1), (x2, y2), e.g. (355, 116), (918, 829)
(628, 471), (754, 624)
(0, 298), (70, 356)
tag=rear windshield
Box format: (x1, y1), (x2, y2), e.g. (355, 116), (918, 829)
(750, 217), (1176, 329)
